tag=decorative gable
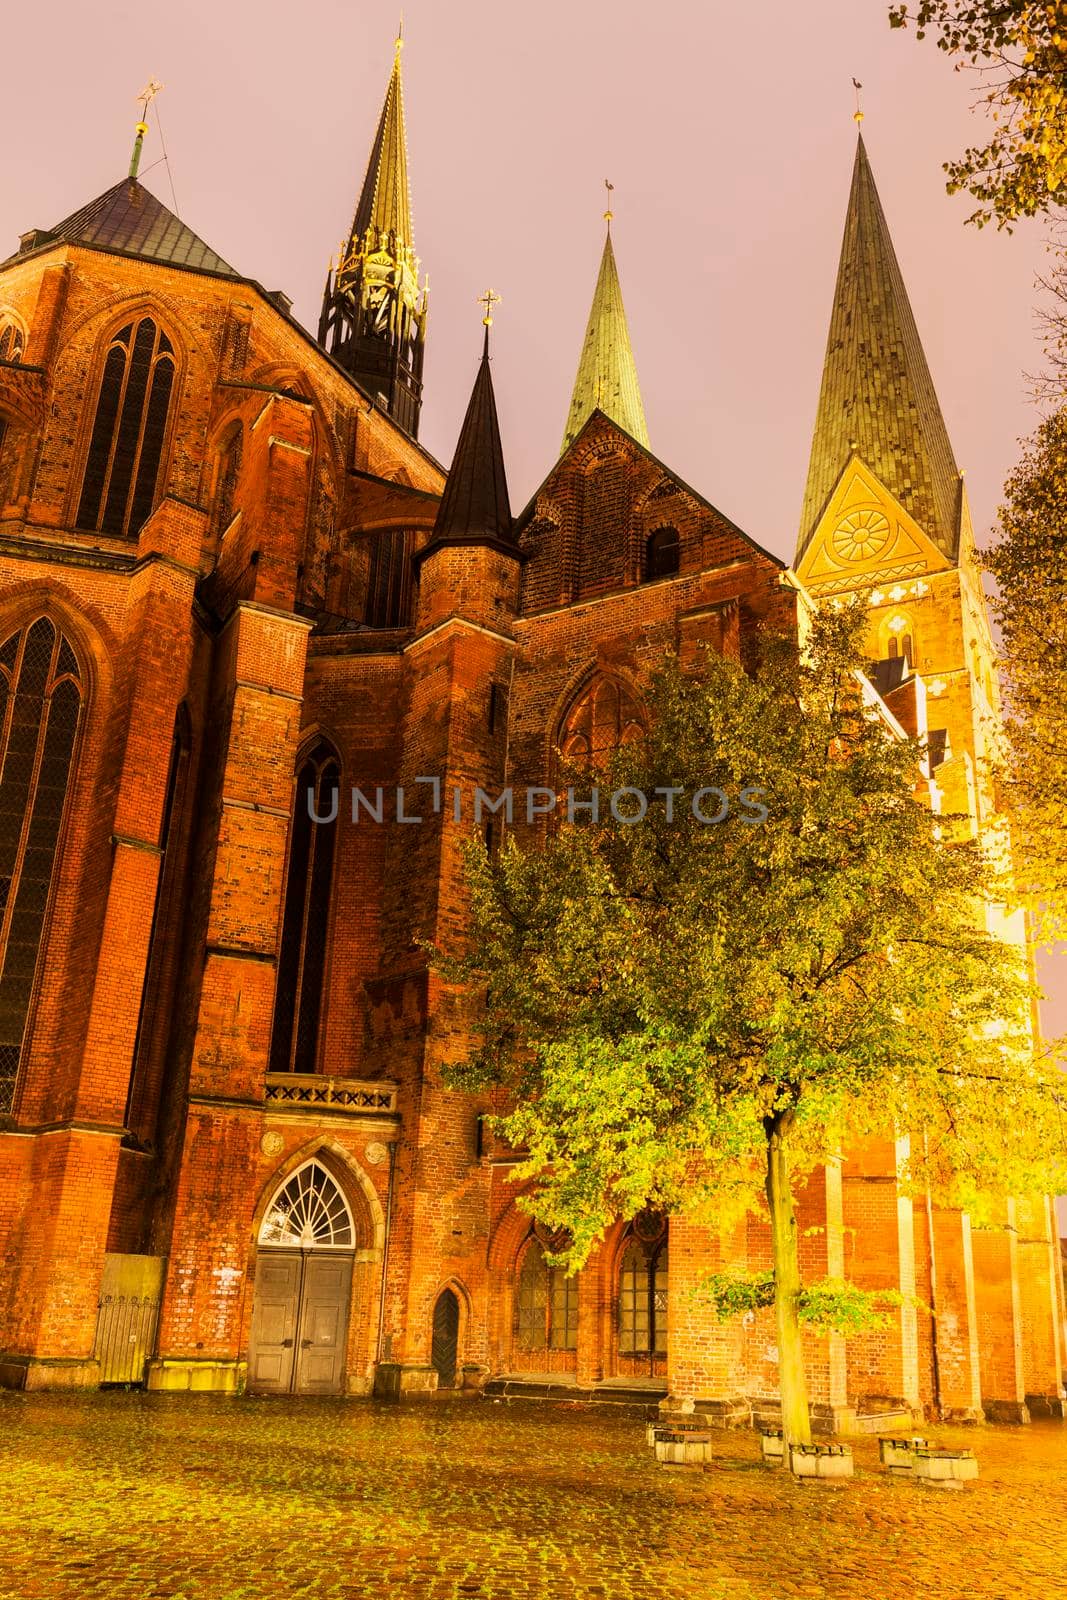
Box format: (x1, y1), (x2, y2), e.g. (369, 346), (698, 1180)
(796, 455), (952, 596)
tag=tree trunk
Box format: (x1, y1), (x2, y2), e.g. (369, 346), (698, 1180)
(765, 1113), (811, 1446)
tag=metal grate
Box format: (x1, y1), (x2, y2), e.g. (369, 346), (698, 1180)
(93, 1292), (162, 1384)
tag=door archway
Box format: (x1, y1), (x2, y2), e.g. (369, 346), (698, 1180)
(431, 1289), (460, 1389)
(616, 1212), (669, 1379)
(248, 1159), (356, 1395)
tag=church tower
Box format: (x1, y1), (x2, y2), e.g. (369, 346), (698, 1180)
(561, 217), (648, 453)
(318, 33), (427, 436)
(794, 130), (999, 828)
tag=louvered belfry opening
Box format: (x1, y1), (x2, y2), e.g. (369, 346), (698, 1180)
(0, 619), (83, 1113)
(76, 317), (175, 540)
(269, 746), (340, 1076)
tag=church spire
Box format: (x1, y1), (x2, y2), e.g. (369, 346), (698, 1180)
(318, 31), (427, 437)
(562, 214), (649, 455)
(797, 132), (961, 564)
(429, 305), (513, 549)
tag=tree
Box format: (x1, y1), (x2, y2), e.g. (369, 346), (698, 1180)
(441, 606), (1067, 1446)
(985, 409), (1067, 940)
(888, 2), (1067, 226)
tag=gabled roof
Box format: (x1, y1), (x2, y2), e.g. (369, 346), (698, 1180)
(350, 44), (414, 249)
(798, 134), (961, 564)
(12, 177), (238, 279)
(425, 328), (514, 549)
(562, 229), (648, 455)
(518, 408), (784, 571)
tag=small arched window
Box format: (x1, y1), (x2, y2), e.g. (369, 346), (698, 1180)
(76, 317), (176, 540)
(618, 1213), (668, 1359)
(645, 526), (680, 581)
(0, 619), (83, 1113)
(515, 1235), (578, 1351)
(213, 426), (243, 535)
(269, 744), (340, 1076)
(0, 324), (24, 365)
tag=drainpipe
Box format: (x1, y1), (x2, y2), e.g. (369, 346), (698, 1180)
(922, 1133), (943, 1417)
(375, 1140), (397, 1364)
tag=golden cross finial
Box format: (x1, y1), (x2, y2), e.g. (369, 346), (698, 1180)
(396, 15), (404, 57)
(129, 78), (164, 180)
(479, 288), (501, 327)
(852, 77), (864, 124)
(604, 178), (615, 227)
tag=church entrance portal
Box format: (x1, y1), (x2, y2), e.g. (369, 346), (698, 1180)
(248, 1160), (355, 1396)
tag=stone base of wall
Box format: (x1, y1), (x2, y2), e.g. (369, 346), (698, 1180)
(374, 1362), (439, 1400)
(982, 1397), (1031, 1424)
(1024, 1393), (1066, 1420)
(146, 1359), (246, 1394)
(664, 1395), (751, 1429)
(938, 1405), (983, 1425)
(0, 1355), (101, 1391)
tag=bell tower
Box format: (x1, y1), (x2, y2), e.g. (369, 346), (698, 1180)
(318, 31), (427, 436)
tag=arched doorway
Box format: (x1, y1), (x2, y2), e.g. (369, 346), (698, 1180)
(248, 1159), (355, 1395)
(431, 1289), (460, 1389)
(617, 1212), (669, 1379)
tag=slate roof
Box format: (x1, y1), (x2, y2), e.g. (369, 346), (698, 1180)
(428, 327), (514, 548)
(797, 134), (961, 564)
(10, 178), (237, 279)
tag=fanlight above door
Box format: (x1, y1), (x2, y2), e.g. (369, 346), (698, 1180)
(258, 1160), (355, 1249)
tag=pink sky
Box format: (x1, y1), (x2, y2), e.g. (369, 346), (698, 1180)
(2, 0), (1064, 1191)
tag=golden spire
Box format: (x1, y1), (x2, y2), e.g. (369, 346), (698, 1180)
(561, 196), (649, 454)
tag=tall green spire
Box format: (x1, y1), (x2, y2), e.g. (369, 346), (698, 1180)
(562, 224), (649, 454)
(797, 133), (961, 563)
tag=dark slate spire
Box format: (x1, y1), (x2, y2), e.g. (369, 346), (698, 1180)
(797, 134), (962, 563)
(430, 324), (513, 548)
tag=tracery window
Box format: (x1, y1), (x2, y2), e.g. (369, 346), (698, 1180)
(268, 744), (340, 1076)
(76, 317), (176, 540)
(0, 324), (24, 364)
(0, 619), (83, 1113)
(645, 526), (680, 580)
(558, 676), (643, 765)
(618, 1213), (668, 1358)
(365, 528), (413, 628)
(515, 1235), (579, 1351)
(259, 1160), (354, 1249)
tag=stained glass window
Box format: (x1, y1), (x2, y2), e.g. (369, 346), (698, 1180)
(365, 529), (413, 628)
(515, 1237), (579, 1351)
(268, 745), (340, 1075)
(0, 324), (24, 364)
(618, 1225), (668, 1356)
(0, 619), (83, 1113)
(76, 318), (175, 540)
(259, 1160), (354, 1248)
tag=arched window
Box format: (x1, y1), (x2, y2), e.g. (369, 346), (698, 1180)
(269, 744), (340, 1076)
(515, 1235), (578, 1351)
(645, 526), (680, 581)
(258, 1159), (354, 1249)
(0, 324), (24, 364)
(365, 529), (413, 628)
(213, 426), (243, 535)
(76, 317), (176, 540)
(618, 1213), (668, 1363)
(558, 676), (643, 766)
(0, 619), (83, 1112)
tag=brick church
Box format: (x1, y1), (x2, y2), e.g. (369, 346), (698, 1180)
(0, 40), (1063, 1426)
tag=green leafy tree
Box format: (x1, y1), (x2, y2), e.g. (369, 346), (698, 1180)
(441, 606), (1066, 1445)
(889, 2), (1067, 225)
(985, 409), (1067, 940)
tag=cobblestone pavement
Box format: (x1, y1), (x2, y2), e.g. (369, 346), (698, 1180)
(0, 1393), (1064, 1600)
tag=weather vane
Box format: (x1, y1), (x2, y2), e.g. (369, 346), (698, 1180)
(479, 288), (502, 327)
(604, 178), (615, 227)
(396, 14), (404, 55)
(852, 77), (864, 124)
(129, 78), (164, 181)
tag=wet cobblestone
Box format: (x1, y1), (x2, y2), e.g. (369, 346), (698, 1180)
(0, 1393), (1064, 1599)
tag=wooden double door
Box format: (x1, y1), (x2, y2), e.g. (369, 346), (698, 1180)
(248, 1249), (353, 1395)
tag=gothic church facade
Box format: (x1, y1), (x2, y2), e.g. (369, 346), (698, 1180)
(0, 43), (1062, 1426)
